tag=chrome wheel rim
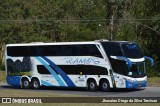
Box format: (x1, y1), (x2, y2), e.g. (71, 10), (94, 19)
(103, 83), (108, 89)
(24, 80), (29, 87)
(33, 81), (39, 88)
(90, 82), (95, 89)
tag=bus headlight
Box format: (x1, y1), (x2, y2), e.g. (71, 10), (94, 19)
(127, 79), (135, 82)
(124, 78), (135, 82)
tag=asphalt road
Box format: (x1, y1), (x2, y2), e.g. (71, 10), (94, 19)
(0, 83), (160, 97)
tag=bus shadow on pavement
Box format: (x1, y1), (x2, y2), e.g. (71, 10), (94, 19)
(0, 84), (145, 92)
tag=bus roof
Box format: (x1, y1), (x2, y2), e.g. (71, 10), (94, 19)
(6, 41), (96, 47)
(6, 40), (131, 47)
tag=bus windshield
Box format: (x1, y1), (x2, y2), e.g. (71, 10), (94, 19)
(100, 42), (146, 78)
(121, 43), (143, 58)
(128, 62), (146, 78)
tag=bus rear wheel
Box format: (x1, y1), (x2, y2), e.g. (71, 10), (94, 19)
(31, 79), (40, 89)
(88, 79), (97, 92)
(22, 79), (30, 89)
(100, 80), (110, 92)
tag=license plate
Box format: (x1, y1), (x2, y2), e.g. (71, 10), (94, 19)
(138, 84), (142, 87)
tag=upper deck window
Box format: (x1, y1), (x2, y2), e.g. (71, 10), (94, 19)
(101, 42), (123, 56)
(121, 43), (143, 58)
(101, 42), (143, 59)
(7, 44), (103, 58)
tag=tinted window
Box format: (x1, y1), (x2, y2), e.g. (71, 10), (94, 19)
(78, 45), (102, 57)
(37, 65), (57, 74)
(101, 42), (123, 56)
(101, 42), (128, 76)
(121, 43), (143, 58)
(37, 65), (108, 75)
(110, 59), (128, 75)
(7, 44), (103, 58)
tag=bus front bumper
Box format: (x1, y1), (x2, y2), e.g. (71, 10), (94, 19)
(126, 80), (147, 88)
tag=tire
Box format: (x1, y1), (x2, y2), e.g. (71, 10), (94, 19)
(22, 79), (30, 89)
(31, 79), (40, 89)
(88, 79), (97, 92)
(100, 80), (110, 92)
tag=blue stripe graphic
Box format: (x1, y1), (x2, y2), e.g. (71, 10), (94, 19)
(35, 57), (66, 86)
(41, 56), (76, 87)
(41, 80), (54, 86)
(7, 76), (21, 86)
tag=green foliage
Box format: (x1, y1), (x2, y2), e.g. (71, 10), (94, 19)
(0, 0), (159, 77)
(147, 68), (160, 77)
(0, 64), (5, 71)
(0, 70), (6, 82)
(145, 54), (160, 77)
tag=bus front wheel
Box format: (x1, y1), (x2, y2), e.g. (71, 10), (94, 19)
(88, 79), (97, 92)
(21, 78), (30, 89)
(31, 79), (40, 89)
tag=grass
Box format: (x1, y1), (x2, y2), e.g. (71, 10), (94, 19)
(0, 103), (160, 106)
(147, 77), (160, 87)
(0, 89), (80, 97)
(0, 70), (6, 82)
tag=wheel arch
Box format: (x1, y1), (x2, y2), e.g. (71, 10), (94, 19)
(99, 78), (108, 84)
(20, 76), (31, 86)
(31, 77), (41, 86)
(99, 78), (111, 87)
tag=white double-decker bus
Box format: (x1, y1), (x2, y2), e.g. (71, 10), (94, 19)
(5, 40), (154, 91)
